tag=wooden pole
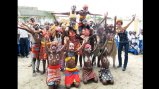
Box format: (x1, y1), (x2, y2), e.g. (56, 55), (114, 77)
(114, 16), (117, 34)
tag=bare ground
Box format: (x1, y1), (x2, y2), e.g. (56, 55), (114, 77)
(18, 52), (143, 89)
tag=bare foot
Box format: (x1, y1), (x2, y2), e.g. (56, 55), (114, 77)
(110, 79), (114, 84)
(83, 79), (87, 84)
(65, 84), (71, 89)
(74, 82), (80, 88)
(94, 76), (98, 83)
(102, 80), (107, 85)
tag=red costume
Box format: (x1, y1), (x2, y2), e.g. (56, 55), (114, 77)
(68, 30), (81, 54)
(82, 44), (97, 81)
(47, 65), (61, 86)
(39, 30), (50, 60)
(65, 68), (80, 86)
(31, 43), (40, 59)
(82, 68), (97, 81)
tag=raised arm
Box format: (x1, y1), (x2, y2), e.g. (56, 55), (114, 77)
(76, 11), (81, 15)
(57, 36), (69, 53)
(123, 15), (136, 30)
(34, 30), (43, 34)
(76, 37), (89, 52)
(44, 38), (50, 55)
(96, 13), (108, 27)
(92, 35), (100, 52)
(18, 25), (34, 34)
(51, 12), (69, 15)
(89, 12), (102, 16)
(101, 39), (108, 49)
(19, 23), (42, 34)
(114, 16), (117, 34)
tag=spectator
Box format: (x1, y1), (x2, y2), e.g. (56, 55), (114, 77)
(138, 29), (143, 54)
(129, 43), (140, 55)
(128, 31), (132, 46)
(128, 31), (139, 55)
(18, 25), (29, 58)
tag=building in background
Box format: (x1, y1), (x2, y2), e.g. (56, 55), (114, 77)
(18, 6), (56, 24)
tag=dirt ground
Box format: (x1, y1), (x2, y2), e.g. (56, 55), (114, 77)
(18, 52), (143, 89)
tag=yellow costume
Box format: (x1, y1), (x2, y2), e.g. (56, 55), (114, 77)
(73, 23), (78, 30)
(69, 11), (78, 30)
(69, 11), (76, 20)
(49, 25), (58, 37)
(80, 15), (86, 20)
(66, 67), (78, 71)
(41, 41), (51, 47)
(65, 56), (75, 62)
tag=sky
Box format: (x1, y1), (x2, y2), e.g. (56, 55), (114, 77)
(18, 0), (143, 20)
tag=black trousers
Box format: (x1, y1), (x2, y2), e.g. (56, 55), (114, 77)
(20, 38), (29, 57)
(118, 42), (129, 68)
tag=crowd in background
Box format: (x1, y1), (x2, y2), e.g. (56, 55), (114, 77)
(115, 30), (143, 55)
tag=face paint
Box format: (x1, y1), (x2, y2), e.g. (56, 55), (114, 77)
(69, 43), (74, 50)
(84, 44), (91, 53)
(69, 30), (75, 37)
(51, 45), (56, 50)
(50, 41), (58, 52)
(84, 29), (90, 36)
(85, 48), (91, 53)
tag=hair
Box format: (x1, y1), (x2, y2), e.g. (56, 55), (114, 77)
(129, 31), (132, 34)
(45, 25), (50, 30)
(30, 18), (35, 23)
(39, 25), (44, 30)
(83, 4), (88, 8)
(51, 41), (58, 46)
(116, 19), (123, 25)
(71, 5), (76, 10)
(33, 24), (39, 30)
(68, 26), (76, 33)
(54, 21), (59, 25)
(85, 44), (91, 49)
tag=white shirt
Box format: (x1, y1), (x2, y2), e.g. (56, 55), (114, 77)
(128, 34), (132, 41)
(18, 28), (28, 38)
(131, 35), (136, 43)
(115, 34), (120, 42)
(131, 34), (139, 45)
(138, 34), (143, 40)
